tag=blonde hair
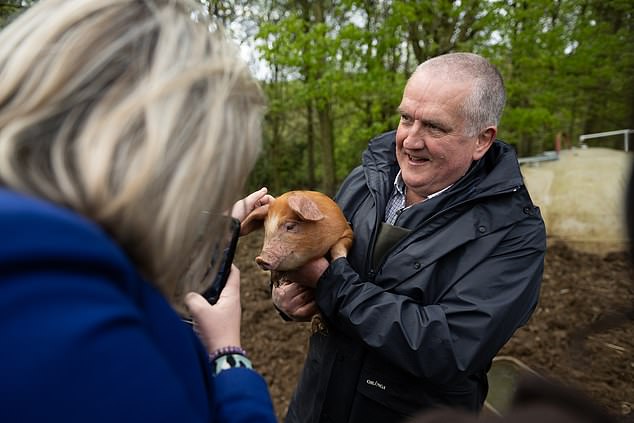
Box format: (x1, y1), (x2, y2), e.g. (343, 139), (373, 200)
(0, 0), (265, 311)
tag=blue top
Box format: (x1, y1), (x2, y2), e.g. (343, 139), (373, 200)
(0, 189), (276, 422)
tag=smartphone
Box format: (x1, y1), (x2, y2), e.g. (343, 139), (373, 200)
(201, 217), (241, 304)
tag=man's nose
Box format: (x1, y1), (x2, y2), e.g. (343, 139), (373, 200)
(403, 124), (425, 149)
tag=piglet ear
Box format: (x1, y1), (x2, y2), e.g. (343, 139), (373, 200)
(288, 194), (324, 222)
(240, 203), (270, 236)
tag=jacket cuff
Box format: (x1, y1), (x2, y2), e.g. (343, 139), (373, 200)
(314, 257), (350, 316)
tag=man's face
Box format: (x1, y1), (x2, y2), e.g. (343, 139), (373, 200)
(395, 69), (493, 204)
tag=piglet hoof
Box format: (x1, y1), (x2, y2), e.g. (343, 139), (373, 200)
(310, 314), (329, 335)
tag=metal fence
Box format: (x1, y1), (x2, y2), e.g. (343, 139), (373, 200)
(579, 129), (633, 152)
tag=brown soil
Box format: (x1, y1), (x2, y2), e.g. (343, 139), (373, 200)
(237, 232), (634, 422)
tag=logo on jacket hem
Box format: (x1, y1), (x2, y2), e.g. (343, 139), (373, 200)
(366, 379), (386, 390)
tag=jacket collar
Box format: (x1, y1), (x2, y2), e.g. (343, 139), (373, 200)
(362, 130), (524, 204)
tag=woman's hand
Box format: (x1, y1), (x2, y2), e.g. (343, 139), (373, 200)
(185, 264), (242, 352)
(231, 187), (274, 225)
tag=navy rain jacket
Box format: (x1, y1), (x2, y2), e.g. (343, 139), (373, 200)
(0, 189), (276, 423)
(286, 131), (546, 423)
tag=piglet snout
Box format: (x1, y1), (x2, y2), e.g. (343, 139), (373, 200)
(255, 256), (273, 270)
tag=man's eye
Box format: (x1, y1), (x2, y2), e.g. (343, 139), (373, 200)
(426, 123), (445, 133)
(400, 114), (413, 124)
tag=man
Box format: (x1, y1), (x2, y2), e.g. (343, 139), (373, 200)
(273, 52), (546, 423)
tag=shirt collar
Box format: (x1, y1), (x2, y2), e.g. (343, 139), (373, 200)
(392, 170), (453, 202)
(393, 170), (406, 196)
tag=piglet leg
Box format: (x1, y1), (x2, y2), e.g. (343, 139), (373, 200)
(329, 227), (354, 260)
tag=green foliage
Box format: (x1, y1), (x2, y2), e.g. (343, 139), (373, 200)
(481, 0), (634, 155)
(0, 0), (35, 27)
(3, 0), (632, 192)
(248, 0), (633, 192)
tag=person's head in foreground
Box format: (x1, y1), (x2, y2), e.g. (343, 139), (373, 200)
(0, 0), (265, 312)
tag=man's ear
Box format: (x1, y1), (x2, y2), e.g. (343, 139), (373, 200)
(472, 126), (496, 160)
(240, 203), (270, 236)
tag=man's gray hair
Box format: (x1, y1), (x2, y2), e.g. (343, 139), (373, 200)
(415, 52), (506, 136)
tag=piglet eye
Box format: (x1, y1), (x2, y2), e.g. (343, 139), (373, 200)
(285, 222), (297, 232)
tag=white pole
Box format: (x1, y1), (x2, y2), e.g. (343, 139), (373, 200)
(577, 129), (633, 152)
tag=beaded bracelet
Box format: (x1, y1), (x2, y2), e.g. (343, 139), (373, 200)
(208, 345), (247, 363)
(211, 353), (253, 376)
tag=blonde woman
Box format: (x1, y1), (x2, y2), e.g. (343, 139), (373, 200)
(0, 0), (276, 421)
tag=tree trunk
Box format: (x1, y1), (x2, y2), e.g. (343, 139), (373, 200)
(317, 104), (336, 196)
(313, 0), (337, 195)
(269, 64), (282, 191)
(306, 100), (316, 189)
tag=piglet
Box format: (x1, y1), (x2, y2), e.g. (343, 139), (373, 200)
(242, 190), (354, 331)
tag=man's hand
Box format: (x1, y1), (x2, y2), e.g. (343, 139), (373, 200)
(272, 281), (319, 322)
(283, 257), (330, 289)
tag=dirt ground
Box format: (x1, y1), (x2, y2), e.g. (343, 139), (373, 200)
(237, 232), (634, 422)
